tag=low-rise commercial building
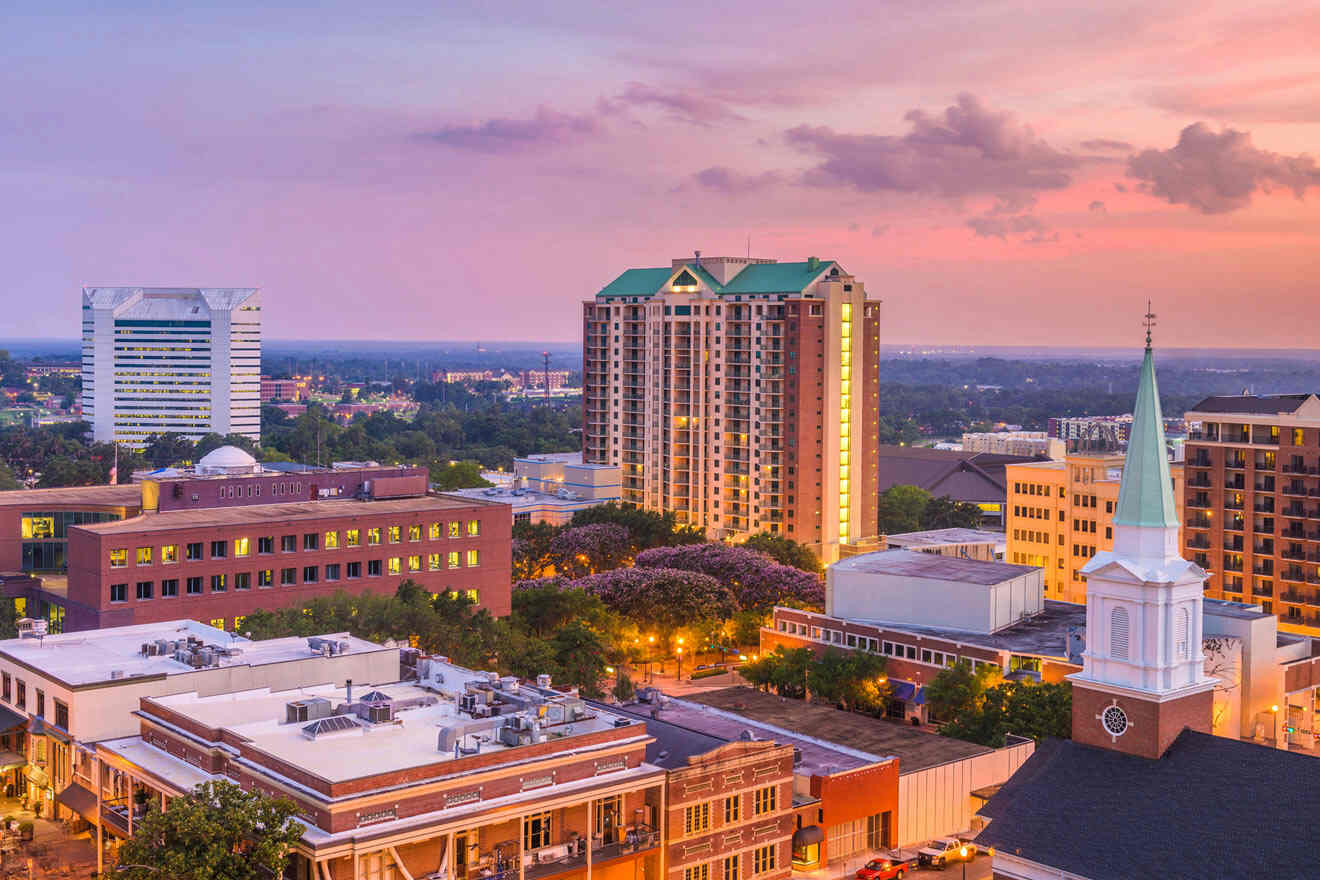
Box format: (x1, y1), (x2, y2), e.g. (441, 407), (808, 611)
(451, 457), (622, 527)
(95, 660), (670, 880)
(0, 447), (513, 632)
(0, 618), (397, 827)
(960, 433), (1063, 460)
(875, 446), (1046, 528)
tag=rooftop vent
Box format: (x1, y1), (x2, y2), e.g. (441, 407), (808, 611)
(359, 690), (392, 704)
(286, 698), (334, 724)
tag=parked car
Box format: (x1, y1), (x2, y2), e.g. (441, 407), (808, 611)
(917, 838), (976, 869)
(854, 853), (916, 879)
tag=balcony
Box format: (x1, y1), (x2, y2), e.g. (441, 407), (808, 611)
(1187, 537), (1212, 550)
(1280, 590), (1306, 603)
(1187, 475), (1213, 488)
(1187, 497), (1212, 510)
(1252, 585), (1274, 598)
(1224, 499), (1245, 511)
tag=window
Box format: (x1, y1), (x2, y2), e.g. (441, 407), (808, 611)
(186, 577), (203, 595)
(210, 541), (227, 559)
(409, 525), (421, 542)
(408, 555), (421, 572)
(723, 795), (740, 823)
(1, 674), (9, 702)
(34, 690), (44, 718)
(448, 551), (461, 569)
(1175, 607), (1190, 659)
(234, 615), (246, 632)
(136, 581), (153, 600)
(753, 845), (776, 875)
(684, 802), (710, 834)
(346, 561), (361, 578)
(467, 520), (480, 537)
(211, 574), (227, 592)
(235, 572), (251, 590)
(304, 533), (319, 551)
(463, 588), (479, 604)
(448, 522), (461, 538)
(754, 785), (777, 815)
(429, 522), (441, 540)
(367, 559), (382, 577)
(186, 542), (203, 561)
(258, 569), (273, 587)
(685, 866), (710, 880)
(258, 536), (274, 554)
(1110, 605), (1130, 660)
(161, 544), (178, 564)
(324, 530), (339, 550)
(345, 529), (360, 547)
(388, 526), (401, 544)
(281, 567), (297, 585)
(109, 549), (127, 568)
(161, 578), (178, 597)
(303, 566), (318, 583)
(325, 563), (341, 581)
(387, 557), (401, 575)
(466, 549), (480, 567)
(367, 527), (381, 545)
(524, 812), (552, 850)
(428, 553), (441, 571)
(14, 682), (24, 710)
(233, 537), (250, 557)
(109, 583), (127, 603)
(210, 618), (226, 631)
(722, 855), (740, 880)
(54, 700), (68, 730)
(136, 547), (152, 566)
(281, 535), (297, 552)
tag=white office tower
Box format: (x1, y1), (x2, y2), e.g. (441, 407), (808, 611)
(81, 287), (262, 448)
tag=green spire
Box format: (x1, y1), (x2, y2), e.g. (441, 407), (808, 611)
(1114, 321), (1178, 529)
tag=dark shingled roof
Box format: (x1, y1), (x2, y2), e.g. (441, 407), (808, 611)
(977, 730), (1320, 879)
(1188, 393), (1314, 415)
(590, 701), (729, 769)
(875, 445), (1046, 505)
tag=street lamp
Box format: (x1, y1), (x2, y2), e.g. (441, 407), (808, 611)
(1272, 703), (1280, 747)
(959, 847), (969, 880)
(676, 647), (684, 682)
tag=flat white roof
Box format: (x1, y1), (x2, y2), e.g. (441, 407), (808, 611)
(0, 620), (389, 687)
(447, 486), (617, 511)
(99, 735), (213, 790)
(831, 549), (1037, 586)
(150, 677), (639, 783)
(886, 528), (1007, 547)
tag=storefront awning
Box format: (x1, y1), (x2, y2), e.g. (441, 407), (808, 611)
(914, 687), (926, 706)
(792, 826), (824, 846)
(0, 751), (24, 773)
(889, 680), (916, 702)
(55, 783), (99, 824)
(0, 706), (24, 731)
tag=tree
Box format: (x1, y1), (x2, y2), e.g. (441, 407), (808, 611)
(143, 433), (197, 468)
(742, 533), (822, 574)
(550, 523), (630, 577)
(876, 485), (931, 534)
(924, 660), (1003, 722)
(740, 646), (813, 699)
(635, 543), (825, 611)
(115, 780), (304, 880)
(921, 495), (985, 530)
(431, 460), (493, 490)
(807, 648), (889, 713)
(512, 521), (560, 580)
(569, 503), (704, 555)
(0, 461), (20, 491)
(571, 567), (736, 647)
(938, 680), (1072, 747)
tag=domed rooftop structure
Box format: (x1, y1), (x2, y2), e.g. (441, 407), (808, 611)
(196, 445), (261, 476)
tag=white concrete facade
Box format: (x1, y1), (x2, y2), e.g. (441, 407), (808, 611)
(81, 287), (262, 448)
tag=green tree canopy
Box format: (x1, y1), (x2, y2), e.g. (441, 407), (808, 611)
(116, 780), (304, 880)
(877, 484), (931, 534)
(742, 533), (822, 574)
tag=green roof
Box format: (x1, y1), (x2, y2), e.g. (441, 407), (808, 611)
(687, 264), (725, 292)
(719, 259), (835, 294)
(597, 267), (674, 297)
(1114, 345), (1179, 529)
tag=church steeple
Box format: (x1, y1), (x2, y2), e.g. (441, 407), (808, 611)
(1067, 307), (1217, 759)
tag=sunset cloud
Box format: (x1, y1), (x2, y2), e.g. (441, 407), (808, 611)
(420, 107), (603, 153)
(1128, 122), (1320, 213)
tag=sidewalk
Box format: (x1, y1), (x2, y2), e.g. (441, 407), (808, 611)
(0, 802), (100, 878)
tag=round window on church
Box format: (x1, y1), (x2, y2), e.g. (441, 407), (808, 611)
(1101, 704), (1129, 737)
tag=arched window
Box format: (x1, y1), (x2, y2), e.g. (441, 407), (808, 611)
(1110, 606), (1130, 660)
(1175, 607), (1190, 659)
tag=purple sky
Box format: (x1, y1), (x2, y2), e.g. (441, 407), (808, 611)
(3, 1), (1319, 346)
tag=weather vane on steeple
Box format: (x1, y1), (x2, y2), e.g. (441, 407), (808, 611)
(1143, 300), (1156, 349)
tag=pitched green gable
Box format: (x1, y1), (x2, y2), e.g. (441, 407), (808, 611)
(597, 268), (673, 297)
(1114, 345), (1179, 528)
(719, 259), (835, 294)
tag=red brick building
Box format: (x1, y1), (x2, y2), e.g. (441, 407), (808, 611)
(0, 448), (512, 632)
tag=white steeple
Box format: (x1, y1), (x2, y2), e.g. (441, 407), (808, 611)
(1070, 322), (1216, 702)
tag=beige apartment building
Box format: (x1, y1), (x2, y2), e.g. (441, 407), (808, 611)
(583, 255), (880, 563)
(1005, 452), (1184, 604)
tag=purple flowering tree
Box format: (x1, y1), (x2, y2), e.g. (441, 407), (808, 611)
(550, 523), (631, 578)
(634, 542), (825, 611)
(571, 567), (736, 644)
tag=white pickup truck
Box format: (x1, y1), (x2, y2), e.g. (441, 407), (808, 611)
(916, 838), (977, 869)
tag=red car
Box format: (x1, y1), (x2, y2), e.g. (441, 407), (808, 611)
(854, 855), (915, 880)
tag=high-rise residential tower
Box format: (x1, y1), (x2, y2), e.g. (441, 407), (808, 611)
(583, 255), (880, 563)
(81, 287), (262, 448)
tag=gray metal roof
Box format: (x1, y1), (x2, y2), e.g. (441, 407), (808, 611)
(832, 548), (1037, 585)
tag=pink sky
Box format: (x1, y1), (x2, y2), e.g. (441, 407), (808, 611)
(2, 1), (1318, 346)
